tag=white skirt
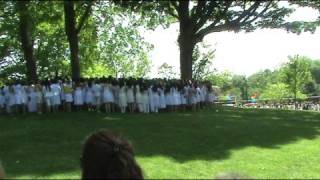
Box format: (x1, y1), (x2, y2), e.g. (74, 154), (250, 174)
(127, 88), (134, 103)
(119, 92), (127, 107)
(103, 90), (114, 103)
(74, 90), (84, 105)
(181, 94), (187, 105)
(165, 94), (172, 106)
(65, 93), (73, 103)
(85, 91), (94, 104)
(159, 93), (166, 109)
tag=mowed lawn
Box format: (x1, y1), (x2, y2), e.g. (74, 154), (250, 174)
(0, 108), (320, 179)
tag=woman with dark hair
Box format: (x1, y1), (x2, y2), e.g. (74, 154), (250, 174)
(81, 130), (143, 179)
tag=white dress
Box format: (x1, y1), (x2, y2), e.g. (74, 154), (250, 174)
(126, 87), (134, 103)
(14, 84), (24, 105)
(142, 90), (149, 113)
(44, 87), (53, 107)
(135, 85), (143, 104)
(113, 85), (120, 106)
(8, 91), (16, 107)
(152, 89), (160, 112)
(159, 88), (166, 109)
(118, 86), (127, 107)
(35, 90), (43, 104)
(74, 87), (84, 105)
(165, 91), (172, 106)
(50, 83), (61, 106)
(92, 83), (102, 105)
(85, 87), (94, 104)
(28, 89), (37, 112)
(103, 84), (114, 103)
(148, 87), (154, 112)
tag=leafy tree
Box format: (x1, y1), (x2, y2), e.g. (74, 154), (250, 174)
(232, 75), (249, 100)
(247, 69), (281, 98)
(64, 1), (93, 80)
(157, 63), (177, 79)
(115, 1), (319, 79)
(260, 83), (290, 102)
(280, 55), (312, 101)
(192, 42), (215, 80)
(91, 2), (152, 78)
(206, 71), (233, 93)
(310, 60), (320, 84)
(17, 1), (38, 82)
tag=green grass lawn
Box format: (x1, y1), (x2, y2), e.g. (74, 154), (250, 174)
(0, 108), (320, 179)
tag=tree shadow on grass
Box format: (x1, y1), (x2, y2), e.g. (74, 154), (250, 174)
(0, 108), (320, 178)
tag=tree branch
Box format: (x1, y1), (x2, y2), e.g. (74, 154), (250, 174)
(196, 1), (268, 40)
(76, 1), (94, 35)
(190, 0), (207, 24)
(166, 1), (179, 19)
(177, 0), (190, 22)
(240, 2), (273, 25)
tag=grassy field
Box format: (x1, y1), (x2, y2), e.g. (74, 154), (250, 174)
(0, 108), (320, 179)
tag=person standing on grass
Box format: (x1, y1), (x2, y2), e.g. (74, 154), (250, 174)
(50, 80), (62, 112)
(35, 82), (43, 114)
(126, 79), (135, 113)
(63, 80), (74, 112)
(102, 80), (114, 113)
(92, 80), (102, 112)
(74, 81), (84, 111)
(81, 130), (143, 179)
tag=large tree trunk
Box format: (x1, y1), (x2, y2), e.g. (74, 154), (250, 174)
(64, 1), (81, 80)
(178, 21), (196, 80)
(18, 1), (37, 83)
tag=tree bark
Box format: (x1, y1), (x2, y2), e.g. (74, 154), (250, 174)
(64, 1), (80, 80)
(178, 20), (196, 80)
(18, 1), (38, 83)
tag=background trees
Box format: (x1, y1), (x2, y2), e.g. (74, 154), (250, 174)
(114, 1), (319, 79)
(0, 1), (153, 82)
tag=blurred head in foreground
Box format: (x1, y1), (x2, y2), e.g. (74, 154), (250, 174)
(81, 130), (143, 179)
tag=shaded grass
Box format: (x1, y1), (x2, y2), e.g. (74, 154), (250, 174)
(0, 108), (320, 179)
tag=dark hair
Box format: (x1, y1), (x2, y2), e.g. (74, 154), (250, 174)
(81, 130), (143, 179)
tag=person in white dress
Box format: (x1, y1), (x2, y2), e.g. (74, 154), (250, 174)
(151, 85), (160, 113)
(85, 81), (94, 111)
(27, 85), (38, 113)
(74, 82), (84, 111)
(135, 83), (143, 113)
(63, 80), (73, 112)
(148, 84), (154, 113)
(126, 81), (135, 113)
(165, 85), (172, 112)
(35, 83), (43, 114)
(189, 84), (197, 112)
(14, 83), (24, 114)
(50, 80), (62, 112)
(159, 83), (166, 111)
(92, 80), (102, 112)
(7, 85), (16, 114)
(118, 81), (127, 114)
(43, 83), (53, 113)
(112, 80), (120, 112)
(180, 83), (188, 112)
(102, 81), (114, 113)
(141, 84), (149, 113)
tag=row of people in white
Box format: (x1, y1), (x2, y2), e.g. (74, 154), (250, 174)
(0, 82), (217, 114)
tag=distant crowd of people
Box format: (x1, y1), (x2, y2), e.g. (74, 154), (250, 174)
(241, 102), (320, 111)
(0, 77), (219, 115)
